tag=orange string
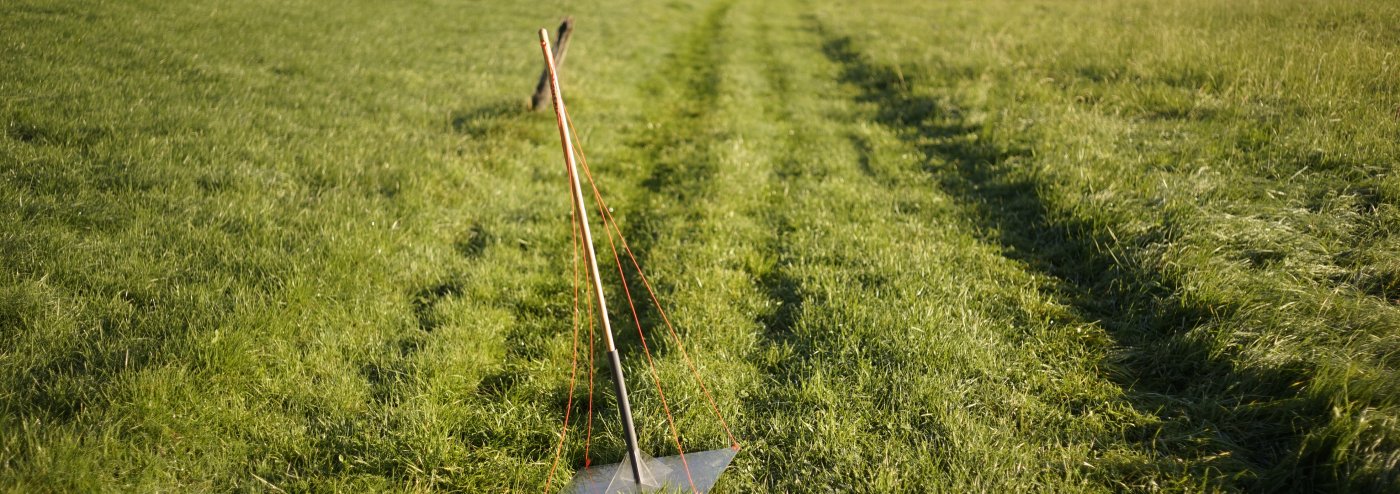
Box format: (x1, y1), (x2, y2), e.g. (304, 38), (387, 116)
(548, 106), (740, 493)
(544, 158), (587, 494)
(598, 211), (698, 493)
(567, 113), (713, 493)
(563, 111), (697, 492)
(566, 110), (741, 452)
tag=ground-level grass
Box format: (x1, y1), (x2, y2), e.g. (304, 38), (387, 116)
(2, 0), (1397, 491)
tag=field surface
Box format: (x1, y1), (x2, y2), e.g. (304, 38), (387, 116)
(3, 0), (1399, 491)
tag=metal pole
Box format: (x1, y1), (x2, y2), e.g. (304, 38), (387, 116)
(538, 28), (644, 485)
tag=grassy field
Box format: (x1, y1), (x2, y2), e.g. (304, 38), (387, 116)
(2, 0), (1398, 491)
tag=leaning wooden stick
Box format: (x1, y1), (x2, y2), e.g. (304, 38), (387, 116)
(539, 27), (736, 494)
(531, 17), (573, 111)
(538, 27), (646, 486)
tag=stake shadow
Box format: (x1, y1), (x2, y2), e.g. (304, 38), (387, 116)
(448, 100), (535, 139)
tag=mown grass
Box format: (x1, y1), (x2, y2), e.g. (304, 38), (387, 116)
(813, 1), (1400, 489)
(2, 0), (1397, 492)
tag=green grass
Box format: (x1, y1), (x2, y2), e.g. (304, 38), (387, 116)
(2, 0), (1397, 491)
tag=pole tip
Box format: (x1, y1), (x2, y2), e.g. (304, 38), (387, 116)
(539, 27), (550, 42)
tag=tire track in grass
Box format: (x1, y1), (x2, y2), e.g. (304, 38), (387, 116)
(720, 6), (897, 489)
(738, 10), (843, 489)
(737, 6), (1008, 489)
(738, 8), (1032, 489)
(610, 0), (735, 282)
(808, 19), (1371, 491)
(731, 5), (1219, 490)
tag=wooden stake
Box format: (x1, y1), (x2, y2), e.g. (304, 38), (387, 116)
(539, 27), (612, 353)
(531, 17), (573, 111)
(539, 28), (645, 486)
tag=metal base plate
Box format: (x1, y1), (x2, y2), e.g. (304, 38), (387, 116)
(565, 448), (737, 493)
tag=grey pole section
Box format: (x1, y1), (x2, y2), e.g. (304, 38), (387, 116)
(538, 29), (645, 486)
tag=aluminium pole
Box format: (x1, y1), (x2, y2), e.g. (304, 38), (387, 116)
(538, 28), (645, 486)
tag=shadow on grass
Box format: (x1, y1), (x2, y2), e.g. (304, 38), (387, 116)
(448, 101), (525, 136)
(816, 28), (1342, 490)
